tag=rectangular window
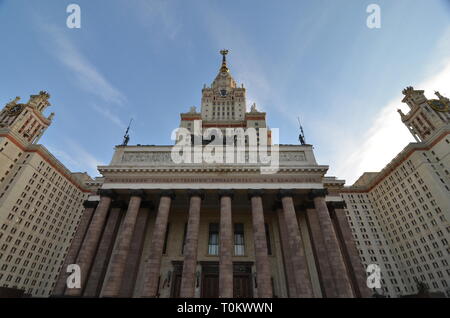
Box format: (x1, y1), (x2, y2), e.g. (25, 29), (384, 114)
(163, 223), (170, 254)
(265, 223), (272, 255)
(208, 223), (219, 255)
(234, 223), (245, 256)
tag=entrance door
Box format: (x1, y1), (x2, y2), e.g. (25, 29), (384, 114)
(233, 274), (253, 298)
(200, 261), (254, 298)
(170, 273), (182, 298)
(201, 273), (219, 298)
(201, 262), (219, 298)
(170, 261), (183, 298)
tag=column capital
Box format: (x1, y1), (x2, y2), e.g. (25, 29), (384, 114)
(130, 189), (146, 199)
(111, 200), (128, 209)
(248, 189), (264, 199)
(187, 189), (205, 200)
(218, 189), (234, 199)
(308, 189), (328, 200)
(97, 189), (116, 198)
(83, 200), (98, 209)
(141, 200), (155, 210)
(160, 190), (176, 200)
(328, 201), (347, 210)
(277, 189), (295, 200)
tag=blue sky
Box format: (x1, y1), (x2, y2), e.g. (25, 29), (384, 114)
(1, 0), (449, 184)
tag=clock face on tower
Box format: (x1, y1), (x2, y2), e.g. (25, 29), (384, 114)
(8, 104), (22, 116)
(427, 99), (450, 112)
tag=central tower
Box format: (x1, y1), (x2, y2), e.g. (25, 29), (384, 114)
(178, 50), (271, 145)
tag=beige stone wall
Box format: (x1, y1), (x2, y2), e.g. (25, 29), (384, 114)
(0, 136), (23, 183)
(343, 132), (450, 297)
(0, 149), (91, 297)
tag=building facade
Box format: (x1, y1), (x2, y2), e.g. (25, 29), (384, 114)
(341, 87), (450, 297)
(53, 51), (370, 298)
(0, 92), (94, 297)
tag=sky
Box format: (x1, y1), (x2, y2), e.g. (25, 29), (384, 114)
(0, 0), (449, 184)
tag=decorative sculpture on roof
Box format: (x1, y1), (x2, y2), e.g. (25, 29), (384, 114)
(5, 96), (21, 109)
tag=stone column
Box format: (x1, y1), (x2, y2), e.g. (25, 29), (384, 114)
(304, 204), (337, 298)
(180, 190), (204, 298)
(83, 201), (125, 297)
(101, 190), (145, 297)
(119, 200), (154, 297)
(219, 189), (233, 298)
(52, 200), (97, 296)
(330, 202), (371, 298)
(141, 190), (175, 297)
(248, 190), (272, 298)
(279, 190), (313, 298)
(65, 189), (115, 296)
(275, 202), (297, 298)
(309, 190), (353, 298)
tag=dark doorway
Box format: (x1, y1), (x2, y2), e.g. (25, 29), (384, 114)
(170, 261), (183, 298)
(200, 261), (254, 298)
(201, 262), (219, 298)
(233, 262), (253, 298)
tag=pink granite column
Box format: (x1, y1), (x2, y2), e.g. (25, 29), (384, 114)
(119, 200), (154, 297)
(141, 190), (175, 297)
(101, 190), (145, 297)
(279, 190), (313, 298)
(180, 190), (204, 298)
(83, 201), (125, 297)
(219, 189), (233, 298)
(52, 200), (97, 296)
(330, 202), (372, 298)
(305, 205), (337, 298)
(65, 189), (115, 296)
(310, 190), (353, 298)
(249, 190), (272, 298)
(275, 203), (298, 298)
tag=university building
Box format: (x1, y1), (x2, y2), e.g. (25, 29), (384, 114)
(53, 51), (371, 298)
(341, 87), (450, 297)
(0, 91), (94, 297)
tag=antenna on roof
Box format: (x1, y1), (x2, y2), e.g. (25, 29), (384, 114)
(122, 118), (133, 146)
(297, 116), (306, 145)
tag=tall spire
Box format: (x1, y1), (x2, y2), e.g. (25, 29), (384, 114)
(219, 49), (229, 73)
(211, 49), (236, 89)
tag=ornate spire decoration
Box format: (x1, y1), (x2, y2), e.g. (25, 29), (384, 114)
(297, 116), (306, 145)
(122, 118), (133, 146)
(402, 86), (414, 96)
(219, 49), (229, 73)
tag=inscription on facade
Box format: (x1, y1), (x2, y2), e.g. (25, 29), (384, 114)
(120, 151), (307, 164)
(104, 176), (321, 184)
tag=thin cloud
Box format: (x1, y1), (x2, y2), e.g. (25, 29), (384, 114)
(333, 55), (450, 185)
(92, 103), (126, 129)
(41, 24), (127, 107)
(46, 139), (104, 177)
(132, 0), (181, 40)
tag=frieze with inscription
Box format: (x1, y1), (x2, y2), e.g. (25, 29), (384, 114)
(120, 151), (307, 165)
(104, 176), (321, 184)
